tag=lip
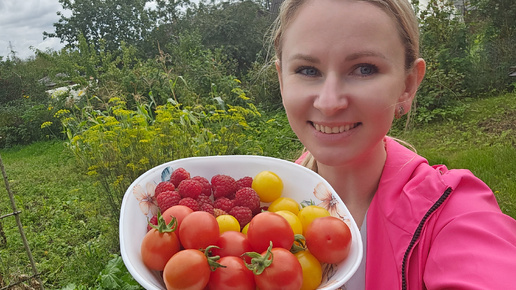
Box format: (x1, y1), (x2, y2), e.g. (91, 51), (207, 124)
(311, 122), (361, 134)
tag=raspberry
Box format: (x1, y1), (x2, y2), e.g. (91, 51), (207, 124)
(229, 206), (253, 229)
(234, 187), (261, 214)
(178, 179), (202, 199)
(214, 197), (234, 213)
(156, 190), (181, 212)
(192, 176), (212, 196)
(154, 181), (175, 199)
(179, 197), (199, 211)
(170, 168), (191, 187)
(211, 174), (238, 199)
(147, 215), (158, 231)
(200, 203), (215, 215)
(197, 195), (214, 207)
(236, 176), (253, 189)
(213, 208), (228, 217)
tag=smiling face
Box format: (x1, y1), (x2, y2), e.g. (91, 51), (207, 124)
(277, 0), (423, 167)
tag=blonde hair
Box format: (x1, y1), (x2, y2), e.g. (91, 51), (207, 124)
(273, 0), (421, 171)
(273, 0), (420, 70)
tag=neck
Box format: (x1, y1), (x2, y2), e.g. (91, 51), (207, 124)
(317, 140), (387, 227)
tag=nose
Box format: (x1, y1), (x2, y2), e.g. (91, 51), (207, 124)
(313, 73), (349, 116)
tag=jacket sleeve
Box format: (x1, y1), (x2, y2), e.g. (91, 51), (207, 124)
(422, 172), (516, 289)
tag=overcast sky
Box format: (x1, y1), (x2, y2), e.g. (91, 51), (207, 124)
(0, 0), (66, 60)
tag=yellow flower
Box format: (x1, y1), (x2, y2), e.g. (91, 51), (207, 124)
(41, 121), (53, 129)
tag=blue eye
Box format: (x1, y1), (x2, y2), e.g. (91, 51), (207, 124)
(354, 64), (378, 76)
(296, 66), (320, 77)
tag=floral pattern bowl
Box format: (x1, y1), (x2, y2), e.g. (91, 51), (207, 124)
(119, 155), (363, 289)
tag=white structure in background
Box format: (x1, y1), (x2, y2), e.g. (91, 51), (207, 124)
(46, 84), (87, 105)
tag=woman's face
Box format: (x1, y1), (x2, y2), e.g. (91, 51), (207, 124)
(277, 0), (418, 167)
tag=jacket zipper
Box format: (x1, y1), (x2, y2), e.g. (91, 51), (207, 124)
(401, 187), (453, 290)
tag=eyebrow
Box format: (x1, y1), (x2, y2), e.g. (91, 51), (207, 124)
(287, 50), (387, 63)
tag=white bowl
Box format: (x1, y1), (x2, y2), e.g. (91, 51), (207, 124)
(120, 155), (363, 289)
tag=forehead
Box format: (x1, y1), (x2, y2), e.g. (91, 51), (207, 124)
(281, 0), (403, 60)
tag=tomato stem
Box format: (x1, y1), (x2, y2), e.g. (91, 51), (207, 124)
(203, 245), (226, 271)
(290, 234), (307, 254)
(148, 212), (177, 233)
(244, 241), (274, 275)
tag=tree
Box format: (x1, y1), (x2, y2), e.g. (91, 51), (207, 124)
(44, 0), (154, 52)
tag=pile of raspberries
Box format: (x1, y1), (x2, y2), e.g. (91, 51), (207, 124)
(149, 167), (263, 229)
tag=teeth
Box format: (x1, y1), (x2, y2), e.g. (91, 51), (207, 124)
(314, 123), (357, 134)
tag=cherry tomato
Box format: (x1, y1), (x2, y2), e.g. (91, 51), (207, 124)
(252, 170), (283, 202)
(211, 231), (253, 263)
(140, 216), (180, 271)
(162, 205), (193, 228)
(208, 256), (255, 290)
(268, 197), (301, 215)
(305, 216), (352, 264)
(275, 210), (303, 235)
(179, 211), (219, 250)
(251, 247), (303, 290)
(163, 249), (212, 289)
(247, 211), (294, 253)
(297, 205), (331, 233)
(295, 250), (323, 290)
(216, 214), (241, 233)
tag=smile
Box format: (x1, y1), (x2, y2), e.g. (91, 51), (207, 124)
(312, 122), (361, 134)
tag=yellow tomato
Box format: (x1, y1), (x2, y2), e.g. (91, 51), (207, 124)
(268, 197), (301, 215)
(216, 215), (240, 234)
(241, 223), (250, 235)
(252, 170), (283, 203)
(275, 210), (303, 235)
(297, 205), (331, 233)
(295, 250), (323, 290)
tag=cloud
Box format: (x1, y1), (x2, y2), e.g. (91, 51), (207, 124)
(0, 0), (64, 59)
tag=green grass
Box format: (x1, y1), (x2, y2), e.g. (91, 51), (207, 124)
(0, 93), (515, 288)
(392, 92), (516, 218)
(0, 141), (118, 288)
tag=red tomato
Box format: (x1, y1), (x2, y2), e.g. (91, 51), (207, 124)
(163, 249), (212, 290)
(246, 211), (294, 253)
(179, 211), (219, 250)
(162, 205), (194, 228)
(305, 216), (352, 264)
(140, 220), (180, 271)
(211, 231), (253, 263)
(253, 247), (303, 290)
(208, 256), (256, 290)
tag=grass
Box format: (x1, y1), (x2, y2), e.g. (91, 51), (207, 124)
(0, 141), (118, 288)
(0, 92), (514, 288)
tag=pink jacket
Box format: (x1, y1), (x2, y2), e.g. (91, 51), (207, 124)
(298, 137), (516, 289)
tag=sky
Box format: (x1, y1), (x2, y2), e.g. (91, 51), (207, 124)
(0, 0), (66, 60)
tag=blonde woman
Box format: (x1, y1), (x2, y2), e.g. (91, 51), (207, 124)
(273, 0), (516, 289)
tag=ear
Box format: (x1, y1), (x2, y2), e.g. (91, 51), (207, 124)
(275, 59), (284, 95)
(398, 58), (426, 112)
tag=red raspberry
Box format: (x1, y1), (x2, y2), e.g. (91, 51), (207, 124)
(170, 168), (190, 187)
(213, 208), (228, 217)
(147, 215), (158, 231)
(214, 197), (234, 213)
(192, 176), (212, 196)
(234, 187), (261, 214)
(156, 190), (181, 212)
(236, 176), (253, 189)
(229, 206), (253, 229)
(179, 197), (199, 211)
(211, 174), (238, 199)
(200, 203), (215, 215)
(197, 195), (214, 207)
(178, 179), (202, 199)
(154, 181), (175, 199)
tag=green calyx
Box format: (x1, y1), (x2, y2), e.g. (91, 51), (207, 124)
(244, 241), (274, 275)
(290, 234), (307, 254)
(203, 245), (226, 271)
(148, 212), (177, 233)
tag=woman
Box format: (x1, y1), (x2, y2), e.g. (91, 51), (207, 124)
(273, 0), (516, 289)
